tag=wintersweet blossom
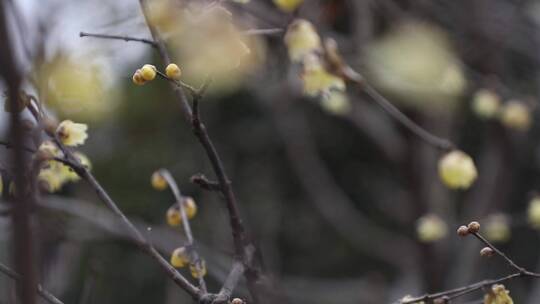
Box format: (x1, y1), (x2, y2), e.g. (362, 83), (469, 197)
(56, 120), (88, 147)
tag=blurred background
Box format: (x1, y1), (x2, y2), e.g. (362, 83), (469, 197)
(2, 0), (540, 303)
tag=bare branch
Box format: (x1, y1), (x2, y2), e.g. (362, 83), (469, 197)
(400, 231), (540, 304)
(159, 169), (208, 293)
(0, 263), (64, 304)
(79, 32), (156, 47)
(54, 145), (202, 300)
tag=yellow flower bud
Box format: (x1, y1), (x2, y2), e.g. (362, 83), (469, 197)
(189, 260), (207, 279)
(438, 150), (478, 189)
(170, 247), (190, 268)
(416, 214), (448, 243)
(273, 0), (304, 12)
(151, 171), (168, 191)
(56, 120), (88, 147)
(528, 196), (540, 229)
(183, 196), (197, 219)
(484, 213), (511, 243)
(500, 100), (531, 131)
(165, 63), (182, 80)
(472, 89), (500, 119)
(132, 70), (146, 85)
(140, 64), (157, 81)
(167, 206), (182, 227)
(284, 19), (321, 62)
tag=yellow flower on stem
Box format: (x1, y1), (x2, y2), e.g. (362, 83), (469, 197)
(140, 64), (157, 81)
(483, 284), (513, 304)
(132, 69), (146, 85)
(56, 120), (88, 147)
(167, 206), (181, 227)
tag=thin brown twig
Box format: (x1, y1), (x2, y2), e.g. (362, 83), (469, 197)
(53, 145), (202, 301)
(399, 231), (540, 304)
(323, 38), (455, 152)
(0, 262), (64, 304)
(136, 2), (260, 301)
(79, 32), (157, 47)
(159, 169), (208, 293)
(191, 174), (222, 192)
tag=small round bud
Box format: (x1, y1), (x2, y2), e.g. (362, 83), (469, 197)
(132, 70), (146, 85)
(151, 171), (168, 191)
(231, 298), (243, 304)
(480, 247), (494, 257)
(467, 221), (481, 233)
(183, 196), (197, 219)
(167, 206), (182, 227)
(140, 64), (157, 81)
(170, 247), (190, 268)
(189, 260), (207, 279)
(165, 63), (182, 80)
(457, 225), (469, 237)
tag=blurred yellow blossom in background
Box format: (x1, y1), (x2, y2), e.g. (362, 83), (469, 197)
(499, 100), (531, 131)
(364, 21), (466, 111)
(528, 196), (540, 229)
(472, 89), (501, 119)
(438, 150), (478, 190)
(38, 55), (118, 122)
(153, 4), (265, 93)
(484, 213), (511, 243)
(416, 214), (448, 242)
